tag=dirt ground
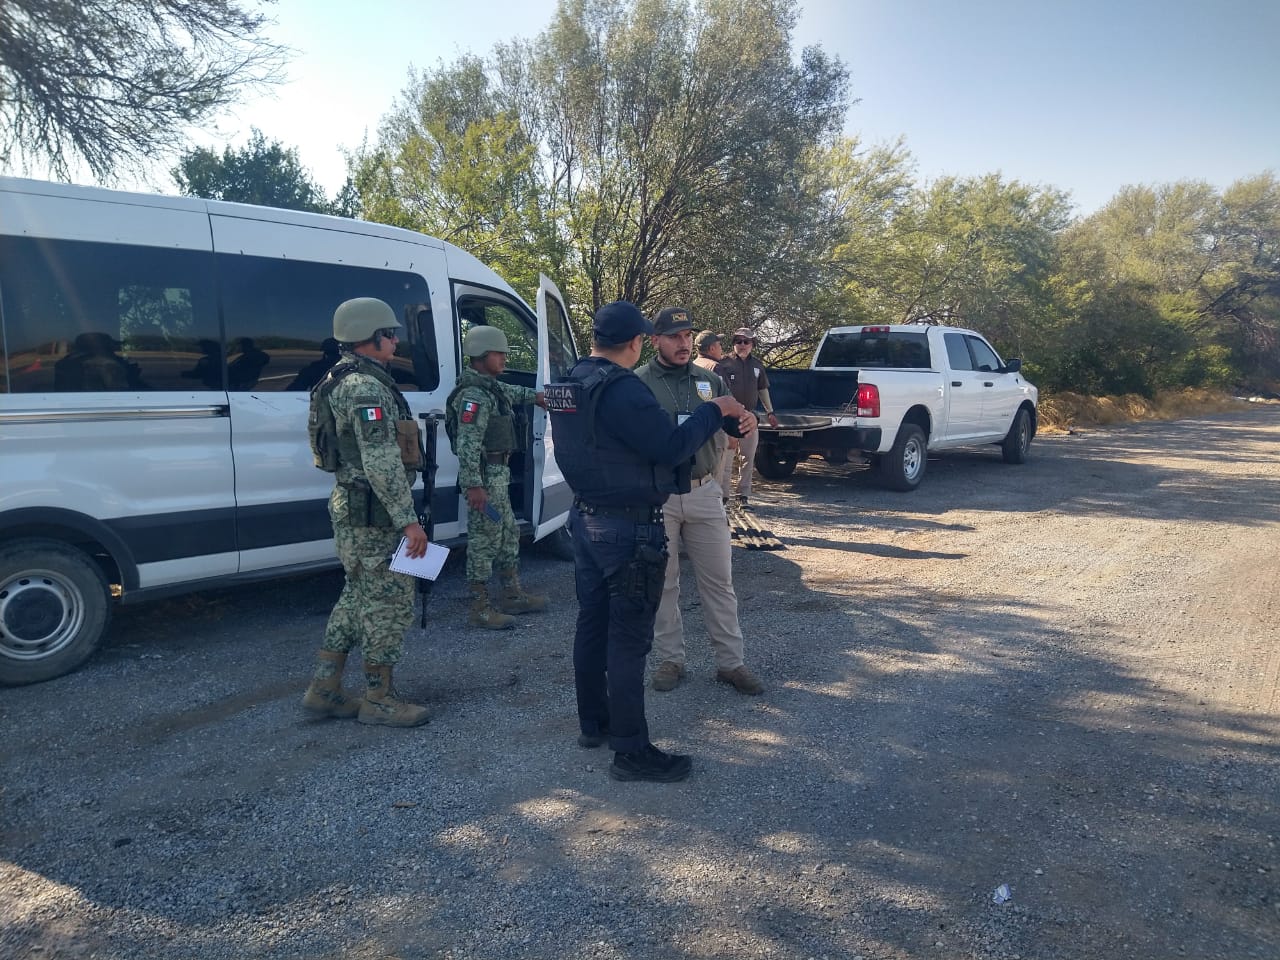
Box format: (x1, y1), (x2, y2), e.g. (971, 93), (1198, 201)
(1, 407), (1277, 960)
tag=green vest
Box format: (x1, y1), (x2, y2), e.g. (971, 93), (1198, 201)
(445, 368), (520, 454)
(309, 353), (412, 473)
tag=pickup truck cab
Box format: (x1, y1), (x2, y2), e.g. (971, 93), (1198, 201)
(756, 324), (1037, 491)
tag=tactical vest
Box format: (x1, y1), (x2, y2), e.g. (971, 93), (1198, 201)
(444, 370), (520, 455)
(546, 358), (686, 506)
(308, 354), (412, 472)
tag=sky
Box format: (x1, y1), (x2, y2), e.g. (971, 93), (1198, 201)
(41, 0), (1280, 216)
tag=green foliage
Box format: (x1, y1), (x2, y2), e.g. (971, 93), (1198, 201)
(352, 56), (568, 304)
(1041, 174), (1280, 393)
(342, 0), (1277, 396)
(172, 129), (342, 214)
(1, 0), (285, 181)
(354, 0), (847, 344)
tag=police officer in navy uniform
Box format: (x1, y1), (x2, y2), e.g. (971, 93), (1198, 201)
(545, 301), (753, 783)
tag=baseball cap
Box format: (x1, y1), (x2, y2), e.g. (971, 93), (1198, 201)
(695, 330), (721, 351)
(731, 326), (756, 342)
(592, 301), (654, 345)
(652, 307), (693, 336)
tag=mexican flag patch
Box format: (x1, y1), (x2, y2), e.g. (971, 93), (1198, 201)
(359, 406), (384, 421)
(461, 400), (479, 423)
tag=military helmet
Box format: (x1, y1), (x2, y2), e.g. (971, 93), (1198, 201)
(333, 297), (400, 343)
(463, 325), (509, 358)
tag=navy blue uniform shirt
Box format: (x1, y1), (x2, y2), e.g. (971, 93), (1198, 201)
(553, 357), (723, 507)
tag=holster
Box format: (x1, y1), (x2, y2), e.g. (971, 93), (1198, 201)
(343, 480), (392, 528)
(608, 541), (668, 605)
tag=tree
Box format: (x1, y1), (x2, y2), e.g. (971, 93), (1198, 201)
(355, 0), (848, 331)
(1, 0), (285, 181)
(353, 56), (568, 300)
(507, 0), (848, 315)
(172, 130), (344, 215)
(825, 172), (1071, 371)
(1066, 176), (1280, 392)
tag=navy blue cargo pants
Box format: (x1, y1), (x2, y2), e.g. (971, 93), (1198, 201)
(570, 507), (668, 754)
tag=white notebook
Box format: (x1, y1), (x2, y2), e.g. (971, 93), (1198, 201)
(389, 538), (450, 580)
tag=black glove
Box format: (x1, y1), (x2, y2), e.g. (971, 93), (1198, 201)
(722, 414), (746, 439)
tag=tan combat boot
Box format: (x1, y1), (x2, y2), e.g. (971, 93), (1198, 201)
(301, 649), (362, 718)
(468, 581), (515, 629)
(497, 567), (548, 615)
(357, 663), (430, 727)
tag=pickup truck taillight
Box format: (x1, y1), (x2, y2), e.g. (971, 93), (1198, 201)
(857, 383), (880, 418)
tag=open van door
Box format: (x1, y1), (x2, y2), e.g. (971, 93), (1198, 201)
(532, 274), (578, 538)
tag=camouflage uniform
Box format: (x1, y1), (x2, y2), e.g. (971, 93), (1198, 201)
(449, 368), (536, 581)
(322, 352), (420, 664)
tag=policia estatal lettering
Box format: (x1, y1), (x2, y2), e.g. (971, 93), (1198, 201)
(301, 297), (431, 728)
(544, 300), (753, 784)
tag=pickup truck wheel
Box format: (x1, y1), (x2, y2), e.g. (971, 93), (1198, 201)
(878, 424), (927, 491)
(755, 445), (799, 480)
(0, 539), (112, 686)
(1001, 408), (1033, 464)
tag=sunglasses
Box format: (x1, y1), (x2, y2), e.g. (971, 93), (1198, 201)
(376, 328), (400, 340)
(732, 338), (753, 345)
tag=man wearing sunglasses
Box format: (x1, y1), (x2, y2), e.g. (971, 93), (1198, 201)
(714, 327), (779, 506)
(302, 298), (430, 728)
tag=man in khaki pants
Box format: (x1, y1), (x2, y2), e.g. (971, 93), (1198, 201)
(635, 307), (764, 696)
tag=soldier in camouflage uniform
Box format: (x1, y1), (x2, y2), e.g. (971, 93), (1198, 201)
(301, 298), (430, 727)
(446, 325), (548, 629)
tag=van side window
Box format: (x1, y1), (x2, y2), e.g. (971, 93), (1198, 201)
(944, 332), (974, 371)
(457, 297), (536, 374)
(0, 236), (218, 394)
(542, 293), (578, 380)
(217, 255), (435, 391)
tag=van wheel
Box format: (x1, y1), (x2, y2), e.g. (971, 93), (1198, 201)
(1001, 408), (1033, 463)
(755, 445), (799, 480)
(0, 539), (112, 686)
(878, 423), (927, 491)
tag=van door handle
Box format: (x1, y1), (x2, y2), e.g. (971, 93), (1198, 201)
(983, 381), (994, 387)
(951, 381), (962, 387)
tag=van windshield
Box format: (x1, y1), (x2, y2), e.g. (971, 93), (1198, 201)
(814, 331), (931, 369)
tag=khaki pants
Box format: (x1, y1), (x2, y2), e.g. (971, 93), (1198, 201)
(652, 476), (745, 671)
(719, 421), (760, 499)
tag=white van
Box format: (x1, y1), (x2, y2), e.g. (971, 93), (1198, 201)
(0, 177), (580, 685)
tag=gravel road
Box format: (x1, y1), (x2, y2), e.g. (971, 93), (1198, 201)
(2, 408), (1277, 960)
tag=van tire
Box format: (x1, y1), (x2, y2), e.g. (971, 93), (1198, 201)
(755, 445), (799, 480)
(878, 423), (927, 491)
(0, 539), (112, 686)
(1001, 408), (1033, 464)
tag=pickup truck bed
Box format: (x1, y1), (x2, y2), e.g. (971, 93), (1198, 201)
(754, 368), (882, 478)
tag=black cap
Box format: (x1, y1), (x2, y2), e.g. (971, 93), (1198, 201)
(592, 301), (654, 345)
(652, 307), (693, 335)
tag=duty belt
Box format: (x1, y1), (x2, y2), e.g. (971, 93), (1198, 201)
(574, 499), (664, 523)
(483, 452), (510, 465)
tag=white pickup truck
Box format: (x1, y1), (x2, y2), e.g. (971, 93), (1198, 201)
(755, 324), (1038, 490)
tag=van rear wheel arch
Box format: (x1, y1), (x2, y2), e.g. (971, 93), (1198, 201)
(0, 508), (135, 592)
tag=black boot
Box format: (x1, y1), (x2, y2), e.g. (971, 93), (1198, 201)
(608, 743), (692, 782)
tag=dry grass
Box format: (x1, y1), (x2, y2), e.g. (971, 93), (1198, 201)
(1038, 388), (1268, 433)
